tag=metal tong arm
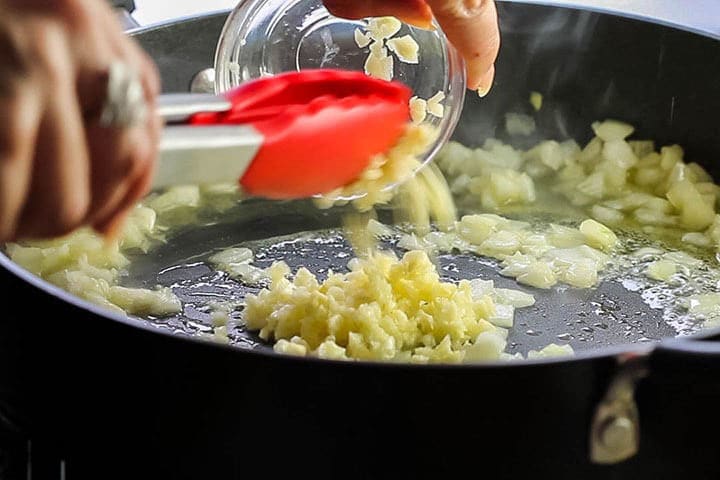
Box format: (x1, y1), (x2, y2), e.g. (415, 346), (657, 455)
(157, 93), (232, 124)
(153, 94), (262, 189)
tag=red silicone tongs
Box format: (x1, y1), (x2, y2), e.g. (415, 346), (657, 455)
(155, 69), (412, 198)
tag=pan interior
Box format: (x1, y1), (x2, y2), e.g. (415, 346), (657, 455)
(121, 198), (713, 357)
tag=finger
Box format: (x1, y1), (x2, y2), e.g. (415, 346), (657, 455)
(94, 145), (157, 239)
(83, 124), (151, 227)
(94, 158), (153, 240)
(71, 4), (161, 227)
(15, 28), (91, 239)
(75, 3), (160, 117)
(324, 0), (434, 29)
(0, 83), (43, 241)
(425, 0), (500, 91)
(85, 106), (160, 229)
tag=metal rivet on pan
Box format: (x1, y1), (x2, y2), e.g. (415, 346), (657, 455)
(599, 416), (635, 452)
(191, 68), (216, 94)
(590, 354), (648, 465)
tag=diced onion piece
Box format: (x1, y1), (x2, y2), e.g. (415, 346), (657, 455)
(227, 263), (269, 284)
(628, 140), (655, 158)
(591, 120), (634, 142)
(517, 261), (557, 289)
(579, 137), (603, 163)
(529, 91), (543, 111)
(682, 232), (712, 248)
(684, 293), (720, 316)
(528, 141), (564, 171)
(108, 286), (182, 317)
(468, 279), (495, 299)
(576, 172), (605, 199)
(547, 224), (585, 248)
(148, 185), (200, 214)
(489, 304), (515, 328)
(386, 35), (419, 63)
(561, 258), (599, 288)
(480, 230), (522, 257)
(120, 206), (157, 252)
(633, 208), (679, 227)
(666, 179), (715, 230)
(493, 288), (536, 308)
(603, 140), (638, 169)
(471, 170), (536, 209)
(505, 113), (536, 136)
(527, 343), (574, 359)
(634, 166), (666, 188)
(663, 251), (703, 268)
(209, 247), (253, 265)
(591, 205), (624, 226)
(457, 214), (504, 245)
(687, 163), (713, 183)
(660, 145), (684, 170)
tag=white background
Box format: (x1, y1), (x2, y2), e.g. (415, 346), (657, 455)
(133, 0), (719, 36)
(134, 0), (236, 24)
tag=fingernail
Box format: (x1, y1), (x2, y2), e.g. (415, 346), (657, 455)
(476, 65), (496, 98)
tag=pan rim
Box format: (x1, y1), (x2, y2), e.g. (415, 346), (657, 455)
(125, 2), (720, 43)
(499, 0), (720, 42)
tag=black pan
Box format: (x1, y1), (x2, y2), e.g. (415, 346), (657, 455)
(1, 2), (720, 479)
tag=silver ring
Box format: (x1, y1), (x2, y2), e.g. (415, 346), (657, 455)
(99, 62), (148, 128)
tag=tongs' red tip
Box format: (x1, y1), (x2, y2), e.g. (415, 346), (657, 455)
(190, 70), (412, 199)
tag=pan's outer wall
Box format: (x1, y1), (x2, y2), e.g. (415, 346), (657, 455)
(1, 4), (720, 479)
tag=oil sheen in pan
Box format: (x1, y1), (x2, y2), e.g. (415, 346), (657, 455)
(122, 219), (720, 357)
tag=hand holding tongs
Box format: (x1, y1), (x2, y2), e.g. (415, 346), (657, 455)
(154, 70), (412, 199)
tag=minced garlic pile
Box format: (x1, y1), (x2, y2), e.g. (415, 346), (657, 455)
(244, 249), (530, 363)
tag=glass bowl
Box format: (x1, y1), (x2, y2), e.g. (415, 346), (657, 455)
(213, 0), (466, 169)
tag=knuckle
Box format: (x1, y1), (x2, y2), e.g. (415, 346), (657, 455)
(110, 139), (152, 181)
(29, 25), (70, 84)
(126, 146), (153, 178)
